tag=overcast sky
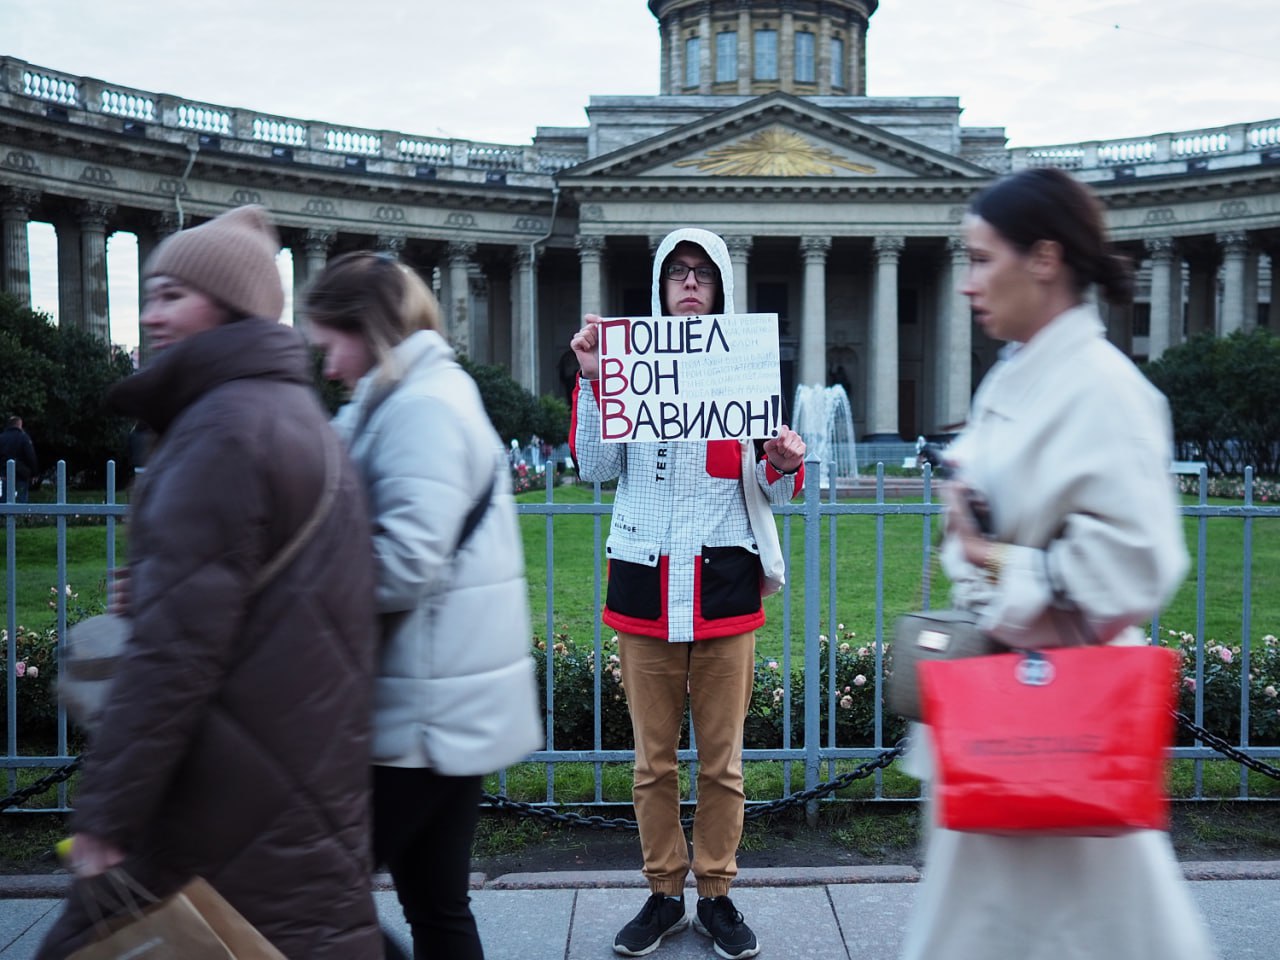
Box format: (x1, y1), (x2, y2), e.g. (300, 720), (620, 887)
(5, 0), (1279, 346)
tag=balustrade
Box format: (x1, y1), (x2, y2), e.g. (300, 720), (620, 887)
(99, 88), (155, 121)
(21, 68), (78, 105)
(252, 117), (308, 146)
(1249, 122), (1280, 149)
(176, 104), (232, 135)
(325, 128), (381, 155)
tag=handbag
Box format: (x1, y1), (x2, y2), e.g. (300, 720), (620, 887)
(741, 440), (786, 597)
(68, 872), (286, 959)
(918, 644), (1181, 835)
(59, 432), (343, 732)
(887, 607), (1001, 721)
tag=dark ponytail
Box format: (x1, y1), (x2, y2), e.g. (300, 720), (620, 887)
(970, 168), (1134, 305)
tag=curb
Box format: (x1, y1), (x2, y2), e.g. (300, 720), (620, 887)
(5, 861), (1277, 899)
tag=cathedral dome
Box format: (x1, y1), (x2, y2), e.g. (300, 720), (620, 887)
(647, 1), (879, 96)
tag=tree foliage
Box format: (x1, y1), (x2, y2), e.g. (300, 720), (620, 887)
(1143, 328), (1280, 477)
(0, 295), (135, 486)
(458, 355), (569, 448)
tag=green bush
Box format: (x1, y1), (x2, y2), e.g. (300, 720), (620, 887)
(0, 294), (135, 486)
(1143, 329), (1280, 477)
(531, 624), (1279, 755)
(1, 585), (105, 741)
(1162, 629), (1280, 745)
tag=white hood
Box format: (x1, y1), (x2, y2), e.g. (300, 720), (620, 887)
(649, 228), (735, 317)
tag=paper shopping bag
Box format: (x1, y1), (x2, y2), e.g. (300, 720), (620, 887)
(919, 645), (1180, 835)
(68, 874), (285, 960)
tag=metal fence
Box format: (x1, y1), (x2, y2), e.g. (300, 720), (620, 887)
(4, 457), (1280, 814)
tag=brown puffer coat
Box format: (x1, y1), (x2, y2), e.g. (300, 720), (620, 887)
(37, 319), (381, 960)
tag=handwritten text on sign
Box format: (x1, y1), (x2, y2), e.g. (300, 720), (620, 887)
(598, 313), (782, 442)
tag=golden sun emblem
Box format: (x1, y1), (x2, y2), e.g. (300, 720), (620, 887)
(673, 127), (878, 177)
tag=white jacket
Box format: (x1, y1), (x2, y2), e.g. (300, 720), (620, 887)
(332, 330), (541, 774)
(942, 303), (1189, 645)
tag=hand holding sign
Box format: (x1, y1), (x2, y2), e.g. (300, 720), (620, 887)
(570, 314), (603, 380)
(764, 424), (806, 474)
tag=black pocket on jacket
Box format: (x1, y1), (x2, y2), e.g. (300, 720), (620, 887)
(700, 546), (762, 620)
(606, 558), (663, 621)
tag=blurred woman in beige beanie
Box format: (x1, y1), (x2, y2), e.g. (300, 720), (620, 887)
(38, 206), (382, 959)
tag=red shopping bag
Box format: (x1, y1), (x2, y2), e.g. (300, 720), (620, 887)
(919, 645), (1180, 835)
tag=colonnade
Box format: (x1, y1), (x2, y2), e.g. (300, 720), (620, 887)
(0, 189), (546, 391)
(1141, 231), (1279, 360)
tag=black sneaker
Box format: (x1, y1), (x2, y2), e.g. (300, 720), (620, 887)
(613, 893), (688, 956)
(694, 895), (760, 960)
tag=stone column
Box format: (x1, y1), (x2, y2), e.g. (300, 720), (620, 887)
(576, 235), (606, 318)
(658, 13), (672, 94)
(1, 187), (39, 306)
(1269, 249), (1280, 329)
(669, 13), (684, 94)
(446, 241), (476, 356)
(469, 272), (491, 363)
(798, 236), (830, 387)
(867, 235), (904, 440)
(78, 201), (115, 343)
(1218, 231), (1249, 335)
(297, 229), (334, 286)
(1186, 255), (1215, 337)
(725, 235), (753, 312)
(780, 1), (796, 88)
(511, 246), (538, 392)
(816, 16), (833, 95)
(936, 236), (971, 430)
(736, 1), (752, 94)
(291, 229), (334, 334)
(1242, 246), (1260, 332)
(698, 3), (713, 94)
(1145, 237), (1180, 360)
(56, 213), (84, 330)
(136, 211), (180, 364)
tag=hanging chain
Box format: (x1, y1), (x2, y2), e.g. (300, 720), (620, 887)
(1174, 711), (1280, 781)
(5, 713), (1275, 819)
(0, 756), (82, 811)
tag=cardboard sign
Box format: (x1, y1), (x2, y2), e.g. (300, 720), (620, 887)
(597, 313), (782, 443)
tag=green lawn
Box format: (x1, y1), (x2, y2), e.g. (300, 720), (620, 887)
(520, 484), (1280, 661)
(3, 487), (1277, 655)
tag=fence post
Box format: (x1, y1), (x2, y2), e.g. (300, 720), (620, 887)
(802, 451), (822, 826)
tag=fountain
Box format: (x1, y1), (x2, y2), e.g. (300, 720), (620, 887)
(791, 384), (858, 489)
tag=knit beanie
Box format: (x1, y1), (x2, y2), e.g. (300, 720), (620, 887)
(144, 205), (284, 320)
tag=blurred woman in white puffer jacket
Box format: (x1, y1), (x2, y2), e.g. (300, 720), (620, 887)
(303, 250), (541, 960)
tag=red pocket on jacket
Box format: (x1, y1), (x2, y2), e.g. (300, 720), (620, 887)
(705, 440), (741, 479)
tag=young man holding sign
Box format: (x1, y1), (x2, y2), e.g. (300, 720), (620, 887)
(570, 229), (805, 959)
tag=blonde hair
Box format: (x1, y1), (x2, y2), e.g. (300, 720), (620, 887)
(301, 251), (443, 382)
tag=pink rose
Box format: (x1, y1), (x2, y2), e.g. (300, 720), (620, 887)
(14, 661), (24, 678)
(1219, 648), (1233, 663)
(1183, 677), (1196, 690)
(853, 674), (867, 687)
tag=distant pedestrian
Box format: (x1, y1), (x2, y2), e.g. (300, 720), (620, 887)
(898, 169), (1217, 960)
(0, 415), (37, 502)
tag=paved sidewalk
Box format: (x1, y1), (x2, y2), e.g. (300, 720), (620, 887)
(3, 862), (1278, 959)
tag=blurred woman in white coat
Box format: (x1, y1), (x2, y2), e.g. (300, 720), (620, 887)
(899, 168), (1217, 960)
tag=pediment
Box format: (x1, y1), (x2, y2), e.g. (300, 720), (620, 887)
(564, 93), (992, 183)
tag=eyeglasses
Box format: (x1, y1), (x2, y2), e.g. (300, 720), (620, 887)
(664, 262), (720, 285)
